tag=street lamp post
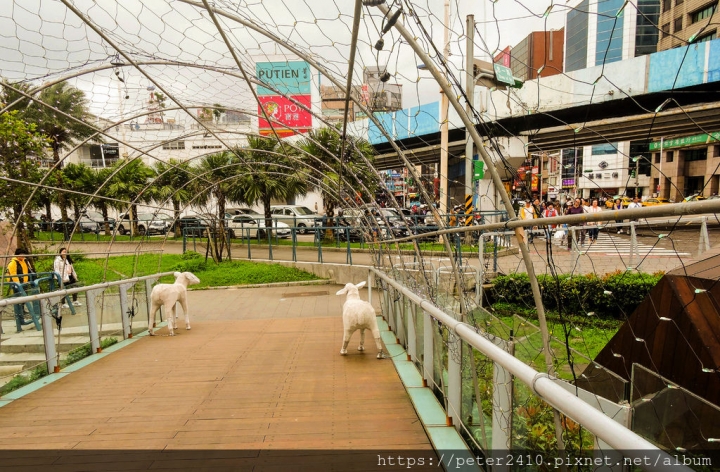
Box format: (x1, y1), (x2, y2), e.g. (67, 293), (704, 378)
(438, 0), (450, 215)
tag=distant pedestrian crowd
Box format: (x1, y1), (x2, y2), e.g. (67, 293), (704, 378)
(511, 195), (641, 249)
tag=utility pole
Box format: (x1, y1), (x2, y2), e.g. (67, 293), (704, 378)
(573, 148), (579, 198)
(465, 14), (474, 205)
(439, 0), (450, 215)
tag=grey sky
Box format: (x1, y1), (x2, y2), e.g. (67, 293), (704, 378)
(0, 0), (565, 121)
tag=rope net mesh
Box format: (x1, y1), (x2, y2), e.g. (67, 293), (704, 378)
(0, 0), (719, 465)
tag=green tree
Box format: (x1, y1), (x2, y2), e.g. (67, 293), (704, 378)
(62, 163), (95, 221)
(234, 136), (309, 231)
(0, 111), (47, 249)
(298, 126), (378, 225)
(3, 80), (96, 222)
(105, 158), (155, 235)
(153, 159), (196, 234)
(90, 167), (115, 235)
(195, 151), (242, 261)
(212, 103), (226, 124)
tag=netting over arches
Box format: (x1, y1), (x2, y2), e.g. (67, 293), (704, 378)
(2, 0), (720, 465)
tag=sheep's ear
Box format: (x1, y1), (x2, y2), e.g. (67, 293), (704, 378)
(355, 281), (366, 289)
(173, 271), (181, 278)
(336, 287), (347, 295)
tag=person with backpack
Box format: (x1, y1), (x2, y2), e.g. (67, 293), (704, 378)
(5, 247), (40, 332)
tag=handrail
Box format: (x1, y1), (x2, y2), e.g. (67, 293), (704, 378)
(0, 271), (176, 307)
(370, 267), (691, 472)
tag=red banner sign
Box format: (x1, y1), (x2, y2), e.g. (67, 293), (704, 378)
(258, 95), (311, 136)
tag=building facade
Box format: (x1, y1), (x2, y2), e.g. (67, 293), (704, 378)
(509, 29), (565, 81)
(565, 0), (661, 72)
(658, 0), (718, 50)
(650, 134), (720, 201)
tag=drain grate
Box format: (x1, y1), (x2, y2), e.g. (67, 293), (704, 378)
(282, 290), (329, 298)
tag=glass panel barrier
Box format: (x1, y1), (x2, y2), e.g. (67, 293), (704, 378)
(631, 363), (720, 464)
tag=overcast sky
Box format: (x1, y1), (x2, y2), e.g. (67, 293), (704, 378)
(0, 0), (566, 122)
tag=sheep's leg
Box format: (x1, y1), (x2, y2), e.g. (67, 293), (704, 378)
(169, 302), (177, 330)
(165, 302), (176, 336)
(340, 328), (353, 355)
(148, 300), (159, 336)
(178, 292), (191, 330)
(371, 323), (384, 359)
(358, 329), (365, 351)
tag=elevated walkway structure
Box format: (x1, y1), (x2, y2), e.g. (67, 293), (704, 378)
(0, 285), (462, 470)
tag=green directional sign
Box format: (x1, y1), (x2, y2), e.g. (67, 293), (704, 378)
(648, 132), (720, 151)
(473, 160), (485, 181)
(493, 63), (514, 86)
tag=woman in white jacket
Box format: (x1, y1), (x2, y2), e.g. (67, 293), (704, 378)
(54, 247), (81, 307)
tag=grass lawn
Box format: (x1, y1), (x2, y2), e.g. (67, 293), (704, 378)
(33, 252), (322, 288)
(472, 303), (623, 379)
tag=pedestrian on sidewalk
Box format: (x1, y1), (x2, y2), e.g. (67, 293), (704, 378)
(520, 200), (537, 243)
(54, 247), (82, 308)
(613, 198), (625, 233)
(566, 198), (586, 249)
(586, 199), (603, 243)
(542, 202), (559, 240)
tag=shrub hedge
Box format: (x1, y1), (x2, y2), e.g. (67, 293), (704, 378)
(490, 271), (663, 319)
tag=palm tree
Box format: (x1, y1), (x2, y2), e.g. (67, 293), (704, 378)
(298, 127), (378, 226)
(233, 136), (309, 231)
(62, 163), (95, 221)
(153, 159), (196, 235)
(90, 167), (115, 235)
(195, 151), (242, 261)
(106, 158), (155, 235)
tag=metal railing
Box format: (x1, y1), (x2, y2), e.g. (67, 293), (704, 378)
(0, 272), (174, 374)
(369, 266), (692, 472)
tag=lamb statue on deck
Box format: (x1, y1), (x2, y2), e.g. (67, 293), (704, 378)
(336, 281), (384, 359)
(148, 271), (200, 336)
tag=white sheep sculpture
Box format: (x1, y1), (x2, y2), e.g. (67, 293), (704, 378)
(336, 281), (384, 359)
(148, 271), (200, 336)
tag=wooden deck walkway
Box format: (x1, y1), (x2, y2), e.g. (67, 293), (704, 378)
(0, 285), (439, 470)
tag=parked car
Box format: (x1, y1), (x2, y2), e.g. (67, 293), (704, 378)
(642, 198), (673, 206)
(53, 216), (99, 233)
(117, 212), (173, 236)
(683, 194), (706, 202)
(270, 205), (320, 234)
(334, 209), (372, 242)
(83, 210), (116, 231)
(226, 215), (291, 239)
(177, 215), (210, 237)
(225, 207), (262, 217)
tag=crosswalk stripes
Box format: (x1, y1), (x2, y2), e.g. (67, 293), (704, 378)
(552, 232), (691, 257)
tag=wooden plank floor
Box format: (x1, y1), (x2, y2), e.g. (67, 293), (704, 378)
(0, 286), (439, 470)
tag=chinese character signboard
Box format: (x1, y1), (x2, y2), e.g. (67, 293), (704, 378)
(648, 132), (720, 151)
(256, 61), (312, 136)
(257, 95), (312, 137)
